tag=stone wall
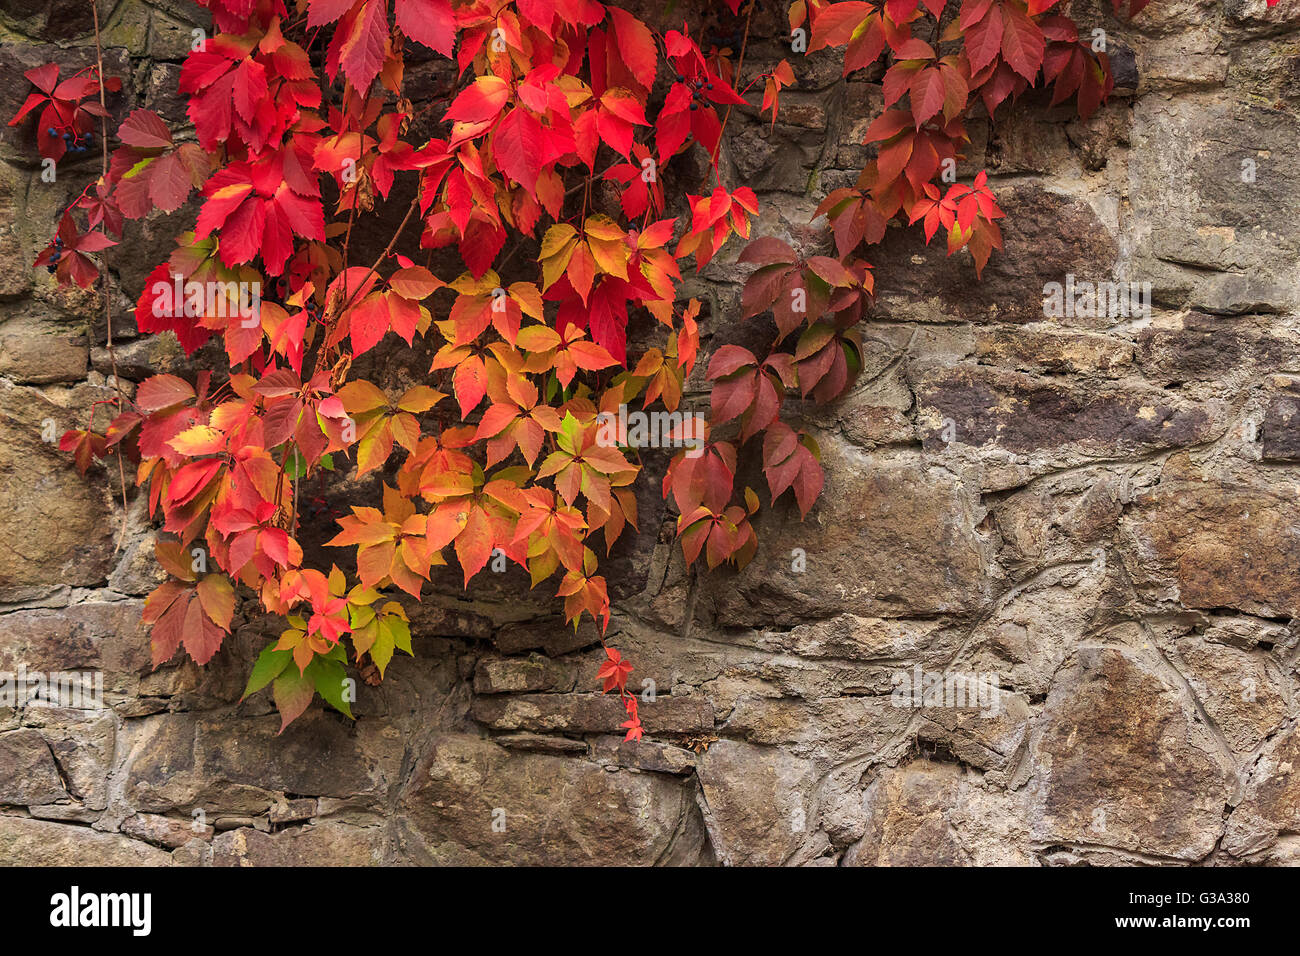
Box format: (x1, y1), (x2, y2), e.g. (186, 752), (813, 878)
(2, 0), (1300, 866)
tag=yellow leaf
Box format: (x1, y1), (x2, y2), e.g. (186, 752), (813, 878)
(389, 266), (444, 300)
(539, 225), (579, 290)
(397, 385), (445, 413)
(585, 215), (628, 280)
(509, 282), (544, 319)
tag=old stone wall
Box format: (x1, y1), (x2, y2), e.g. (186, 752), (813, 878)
(2, 0), (1300, 865)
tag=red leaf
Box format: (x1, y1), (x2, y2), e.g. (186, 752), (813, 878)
(454, 507), (495, 586)
(147, 585), (189, 668)
(388, 292), (422, 344)
(608, 8), (657, 91)
(445, 76), (510, 124)
(492, 107), (545, 192)
(459, 218), (506, 277)
(863, 108), (913, 144)
(217, 195), (266, 265)
(146, 151), (195, 212)
(308, 0), (355, 26)
(738, 236), (797, 265)
(231, 59), (268, 124)
(395, 0), (456, 57)
(183, 589), (227, 665)
(453, 356), (488, 416)
(117, 109), (173, 149)
(909, 68), (946, 127)
(810, 2), (873, 51)
(339, 0), (389, 93)
(707, 344), (757, 379)
(136, 374), (195, 412)
(1000, 2), (1045, 81)
(350, 292), (391, 356)
(965, 2), (1004, 74)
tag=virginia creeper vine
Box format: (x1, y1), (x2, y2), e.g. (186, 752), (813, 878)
(12, 0), (1252, 736)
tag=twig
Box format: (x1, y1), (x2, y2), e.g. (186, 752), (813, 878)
(711, 0), (757, 179)
(90, 0), (131, 550)
(334, 196), (421, 318)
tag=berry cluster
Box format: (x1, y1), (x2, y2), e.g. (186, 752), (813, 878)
(676, 73), (714, 111)
(709, 30), (745, 50)
(45, 234), (63, 274)
(46, 126), (94, 154)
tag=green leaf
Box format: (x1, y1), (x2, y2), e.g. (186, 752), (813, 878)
(349, 603), (376, 630)
(388, 614), (413, 655)
(369, 622), (396, 677)
(242, 646), (292, 700)
(368, 613), (413, 680)
(306, 656), (354, 719)
(556, 411), (582, 454)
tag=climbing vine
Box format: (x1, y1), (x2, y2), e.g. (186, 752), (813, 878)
(10, 0), (1229, 735)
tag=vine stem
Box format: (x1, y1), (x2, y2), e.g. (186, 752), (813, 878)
(327, 61), (476, 323)
(320, 195), (422, 373)
(711, 0), (757, 184)
(338, 195), (421, 317)
(90, 0), (130, 551)
(89, 0), (120, 389)
(339, 152), (361, 303)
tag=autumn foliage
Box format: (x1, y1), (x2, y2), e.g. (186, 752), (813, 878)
(10, 0), (1214, 735)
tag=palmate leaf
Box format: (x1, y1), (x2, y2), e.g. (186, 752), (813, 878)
(242, 646), (293, 699)
(364, 608), (413, 678)
(265, 641), (354, 731)
(143, 576), (231, 668)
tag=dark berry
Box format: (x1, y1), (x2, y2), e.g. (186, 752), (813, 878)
(46, 264), (57, 274)
(689, 103), (698, 111)
(46, 126), (56, 136)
